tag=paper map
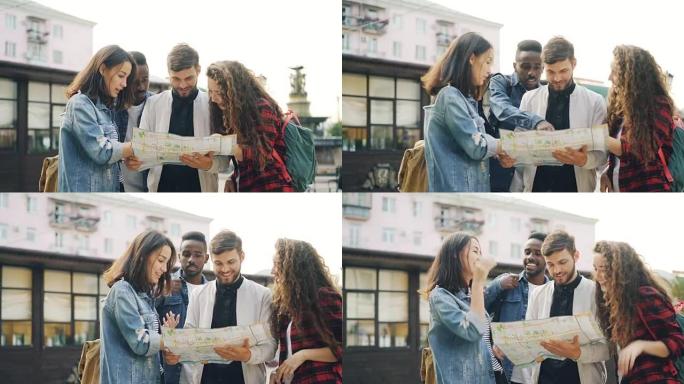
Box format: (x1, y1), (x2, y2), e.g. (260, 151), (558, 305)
(131, 128), (236, 170)
(491, 312), (606, 367)
(499, 125), (608, 166)
(162, 323), (271, 364)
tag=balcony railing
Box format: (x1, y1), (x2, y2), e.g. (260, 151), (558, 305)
(436, 32), (453, 47)
(361, 18), (388, 34)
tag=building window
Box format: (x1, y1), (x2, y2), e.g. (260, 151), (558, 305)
(511, 217), (521, 232)
(126, 215), (136, 230)
(368, 37), (377, 53)
(26, 227), (36, 242)
(392, 14), (402, 29)
(345, 267), (409, 348)
(53, 50), (63, 64)
(348, 224), (360, 247)
(0, 193), (7, 208)
(103, 210), (112, 226)
(342, 4), (353, 26)
(1, 266), (33, 347)
(415, 45), (426, 61)
(26, 196), (37, 213)
(52, 24), (63, 39)
(419, 272), (429, 347)
(170, 223), (181, 237)
(342, 73), (422, 152)
(413, 231), (422, 246)
(342, 33), (350, 51)
(28, 81), (67, 153)
(54, 232), (63, 248)
(78, 235), (89, 251)
(104, 238), (113, 254)
(489, 241), (498, 257)
(0, 77), (18, 150)
(412, 201), (422, 217)
(392, 41), (401, 58)
(382, 197), (395, 213)
(4, 41), (16, 57)
(0, 224), (7, 241)
(5, 14), (16, 30)
(416, 18), (426, 34)
(44, 270), (99, 347)
(510, 243), (521, 260)
(382, 228), (395, 243)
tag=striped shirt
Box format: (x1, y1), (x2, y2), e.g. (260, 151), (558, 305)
(484, 316), (504, 373)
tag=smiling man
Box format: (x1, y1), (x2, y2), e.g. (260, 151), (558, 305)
(525, 230), (609, 384)
(485, 232), (549, 383)
(514, 36), (608, 192)
(178, 230), (277, 384)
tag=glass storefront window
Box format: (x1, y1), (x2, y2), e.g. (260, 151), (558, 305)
(0, 78), (18, 150)
(1, 266), (32, 347)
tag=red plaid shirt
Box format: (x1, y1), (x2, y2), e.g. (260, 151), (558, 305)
(277, 287), (343, 384)
(624, 286), (684, 383)
(608, 99), (674, 192)
(232, 99), (294, 192)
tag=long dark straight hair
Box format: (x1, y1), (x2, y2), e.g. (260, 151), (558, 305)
(422, 232), (477, 298)
(422, 32), (492, 97)
(103, 230), (176, 297)
(66, 45), (137, 111)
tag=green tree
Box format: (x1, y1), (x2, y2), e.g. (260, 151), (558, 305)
(327, 122), (342, 137)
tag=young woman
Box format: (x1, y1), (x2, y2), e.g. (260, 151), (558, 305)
(593, 241), (684, 383)
(270, 239), (342, 384)
(604, 45), (675, 191)
(58, 45), (137, 192)
(423, 232), (504, 384)
(100, 230), (179, 384)
(206, 61), (294, 192)
(421, 32), (513, 192)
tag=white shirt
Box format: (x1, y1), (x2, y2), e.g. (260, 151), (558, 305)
(185, 281), (202, 298)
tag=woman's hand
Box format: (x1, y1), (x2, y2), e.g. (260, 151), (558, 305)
(124, 155), (142, 171)
(180, 151), (214, 171)
(162, 311), (180, 329)
(232, 144), (243, 162)
(618, 340), (645, 376)
(472, 256), (497, 282)
(274, 351), (305, 384)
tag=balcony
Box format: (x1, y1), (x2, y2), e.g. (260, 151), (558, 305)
(436, 32), (454, 47)
(343, 15), (361, 29)
(343, 193), (372, 220)
(361, 17), (388, 34)
(145, 216), (167, 233)
(26, 29), (49, 45)
(434, 205), (485, 234)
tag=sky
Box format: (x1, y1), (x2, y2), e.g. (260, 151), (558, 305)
(136, 193), (342, 281)
(33, 0), (341, 121)
(513, 193), (684, 274)
(430, 0), (684, 108)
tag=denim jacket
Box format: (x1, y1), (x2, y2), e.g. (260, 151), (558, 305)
(100, 280), (161, 384)
(58, 93), (124, 192)
(484, 271), (549, 379)
(488, 73), (544, 130)
(424, 86), (498, 192)
(155, 270), (207, 384)
(428, 287), (495, 384)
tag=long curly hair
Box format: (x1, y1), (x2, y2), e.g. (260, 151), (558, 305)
(593, 241), (671, 347)
(206, 61), (283, 171)
(270, 238), (340, 351)
(607, 45), (674, 163)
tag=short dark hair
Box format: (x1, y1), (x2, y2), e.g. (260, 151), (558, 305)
(541, 230), (576, 257)
(210, 230), (243, 256)
(517, 40), (542, 54)
(422, 32), (492, 96)
(528, 232), (548, 242)
(129, 51), (147, 66)
(182, 231), (206, 247)
(542, 36), (575, 65)
(167, 43), (199, 72)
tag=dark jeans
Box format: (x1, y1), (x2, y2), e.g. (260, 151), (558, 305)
(495, 370), (510, 384)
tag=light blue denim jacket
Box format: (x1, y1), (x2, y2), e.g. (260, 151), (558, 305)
(428, 287), (495, 384)
(100, 280), (162, 384)
(424, 86), (498, 192)
(58, 93), (124, 192)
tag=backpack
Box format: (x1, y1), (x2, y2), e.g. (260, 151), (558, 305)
(659, 126), (684, 192)
(39, 155), (59, 192)
(420, 346), (436, 384)
(77, 339), (101, 384)
(398, 140), (428, 192)
(272, 111), (317, 192)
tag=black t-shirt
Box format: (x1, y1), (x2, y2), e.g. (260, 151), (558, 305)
(158, 88), (202, 192)
(200, 276), (245, 384)
(532, 82), (578, 192)
(538, 274), (583, 384)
